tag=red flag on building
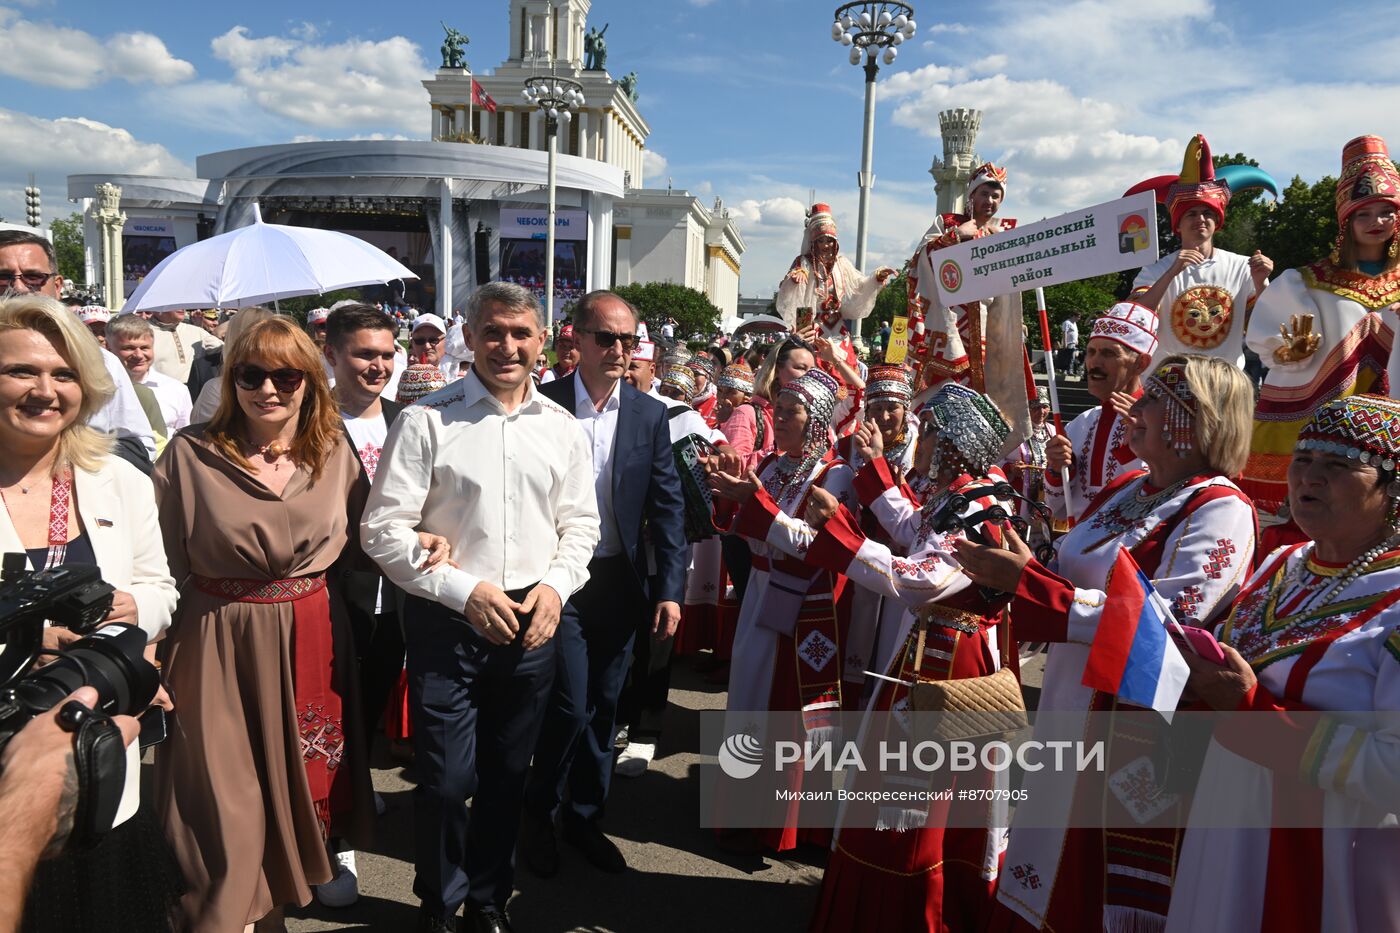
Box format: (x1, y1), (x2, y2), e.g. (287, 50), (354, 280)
(472, 79), (497, 113)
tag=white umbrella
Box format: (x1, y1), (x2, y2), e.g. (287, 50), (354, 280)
(121, 203), (418, 314)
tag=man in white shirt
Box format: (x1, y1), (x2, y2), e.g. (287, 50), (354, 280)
(317, 302), (404, 908)
(106, 314), (193, 435)
(523, 291), (687, 879)
(149, 308), (222, 385)
(362, 281), (599, 933)
(1059, 314), (1080, 376)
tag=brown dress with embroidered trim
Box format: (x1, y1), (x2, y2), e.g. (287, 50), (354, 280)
(151, 427), (373, 932)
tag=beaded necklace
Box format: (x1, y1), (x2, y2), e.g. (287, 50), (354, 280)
(1290, 532), (1400, 615)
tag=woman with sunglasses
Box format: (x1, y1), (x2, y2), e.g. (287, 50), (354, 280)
(714, 383), (1023, 931)
(151, 316), (377, 932)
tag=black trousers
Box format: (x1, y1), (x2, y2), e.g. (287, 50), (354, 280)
(525, 555), (644, 826)
(354, 609), (404, 745)
(405, 591), (557, 917)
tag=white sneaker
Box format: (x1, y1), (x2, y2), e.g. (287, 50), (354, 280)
(615, 741), (656, 778)
(374, 791), (386, 816)
(316, 850), (359, 908)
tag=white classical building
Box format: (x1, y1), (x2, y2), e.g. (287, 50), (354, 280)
(66, 0), (744, 319)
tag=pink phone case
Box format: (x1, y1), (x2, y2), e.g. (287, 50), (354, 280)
(1174, 625), (1227, 664)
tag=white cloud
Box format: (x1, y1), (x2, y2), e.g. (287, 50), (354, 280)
(0, 108), (191, 222)
(642, 149), (669, 181)
(0, 8), (195, 89)
(730, 196), (808, 228)
(210, 26), (431, 132)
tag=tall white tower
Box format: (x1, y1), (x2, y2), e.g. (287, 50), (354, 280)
(929, 108), (982, 215)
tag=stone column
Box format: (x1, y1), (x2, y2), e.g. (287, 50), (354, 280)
(575, 110), (589, 159)
(438, 178), (454, 317)
(586, 191), (613, 292)
(91, 183), (125, 308)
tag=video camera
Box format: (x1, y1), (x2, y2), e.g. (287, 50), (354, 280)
(0, 553), (159, 850)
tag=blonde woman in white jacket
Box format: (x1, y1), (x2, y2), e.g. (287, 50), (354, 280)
(0, 294), (181, 932)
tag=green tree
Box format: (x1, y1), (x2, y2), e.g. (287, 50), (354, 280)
(1020, 273), (1122, 348)
(861, 262), (911, 342)
(50, 212), (86, 285)
(607, 281), (721, 340)
(1254, 174), (1339, 274)
(277, 289), (364, 325)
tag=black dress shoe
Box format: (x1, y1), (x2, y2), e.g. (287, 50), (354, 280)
(521, 813), (559, 878)
(465, 905), (514, 933)
(416, 907), (458, 933)
(562, 819), (627, 873)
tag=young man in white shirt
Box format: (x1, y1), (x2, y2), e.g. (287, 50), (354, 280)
(106, 314), (193, 435)
(362, 282), (600, 933)
(316, 302), (404, 908)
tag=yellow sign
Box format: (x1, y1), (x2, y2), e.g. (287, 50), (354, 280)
(885, 315), (909, 364)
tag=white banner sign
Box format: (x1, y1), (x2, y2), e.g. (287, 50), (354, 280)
(932, 192), (1158, 306)
(500, 209), (587, 241)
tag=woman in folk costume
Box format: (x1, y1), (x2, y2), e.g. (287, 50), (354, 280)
(716, 358), (774, 471)
(715, 383), (1020, 932)
(834, 364), (921, 707)
(1166, 393), (1400, 933)
(957, 354), (1258, 933)
(1126, 134), (1279, 367)
(662, 365), (740, 661)
(906, 163), (1032, 449)
(709, 368), (856, 852)
(776, 203), (895, 436)
(687, 352), (722, 427)
(1242, 134), (1400, 547)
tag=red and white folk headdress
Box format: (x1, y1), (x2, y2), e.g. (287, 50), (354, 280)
(967, 162), (1007, 197)
(1090, 301), (1159, 359)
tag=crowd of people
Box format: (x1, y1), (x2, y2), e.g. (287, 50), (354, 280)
(0, 128), (1398, 933)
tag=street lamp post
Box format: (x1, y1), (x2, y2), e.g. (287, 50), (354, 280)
(831, 2), (916, 273)
(523, 75), (585, 327)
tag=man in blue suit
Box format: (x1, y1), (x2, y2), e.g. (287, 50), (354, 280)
(524, 290), (687, 876)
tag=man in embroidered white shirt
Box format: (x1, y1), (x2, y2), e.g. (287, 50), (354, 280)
(362, 281), (600, 933)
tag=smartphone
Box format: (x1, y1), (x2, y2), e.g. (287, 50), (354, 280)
(1172, 625), (1227, 665)
(138, 707), (168, 749)
(796, 306), (815, 333)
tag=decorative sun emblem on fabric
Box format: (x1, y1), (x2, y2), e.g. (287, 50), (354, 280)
(1171, 285), (1234, 349)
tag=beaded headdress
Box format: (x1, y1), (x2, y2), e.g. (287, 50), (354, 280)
(778, 368), (841, 460)
(687, 352), (718, 382)
(1031, 386), (1050, 408)
(919, 383), (1010, 477)
(1296, 394), (1400, 472)
(661, 366), (698, 401)
(1143, 362), (1198, 458)
(716, 360), (755, 395)
(662, 345), (692, 368)
(865, 364), (913, 408)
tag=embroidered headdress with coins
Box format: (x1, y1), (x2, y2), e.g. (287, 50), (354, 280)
(1332, 134), (1400, 263)
(660, 365), (698, 402)
(687, 352), (719, 383)
(918, 383), (1011, 480)
(716, 359), (755, 395)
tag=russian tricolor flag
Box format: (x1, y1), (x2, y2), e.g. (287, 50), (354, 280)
(1081, 548), (1190, 716)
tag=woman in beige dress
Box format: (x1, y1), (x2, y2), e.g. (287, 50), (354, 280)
(152, 316), (373, 932)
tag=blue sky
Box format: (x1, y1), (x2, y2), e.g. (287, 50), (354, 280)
(2, 0), (1398, 296)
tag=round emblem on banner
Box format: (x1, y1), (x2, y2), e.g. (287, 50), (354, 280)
(1171, 285), (1234, 349)
(939, 259), (962, 293)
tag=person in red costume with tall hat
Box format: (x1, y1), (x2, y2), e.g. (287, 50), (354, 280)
(1242, 134), (1400, 550)
(1126, 134), (1278, 368)
(907, 163), (1033, 451)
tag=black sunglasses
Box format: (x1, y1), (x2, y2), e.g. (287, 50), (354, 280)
(234, 365), (306, 393)
(576, 327), (639, 352)
(412, 334), (443, 346)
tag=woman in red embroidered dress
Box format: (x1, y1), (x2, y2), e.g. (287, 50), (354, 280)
(710, 367), (855, 853)
(153, 318), (374, 932)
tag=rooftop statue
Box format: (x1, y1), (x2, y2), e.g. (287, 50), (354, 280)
(584, 24), (609, 71)
(440, 23), (469, 70)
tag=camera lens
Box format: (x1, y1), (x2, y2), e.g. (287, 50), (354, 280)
(13, 625), (157, 718)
